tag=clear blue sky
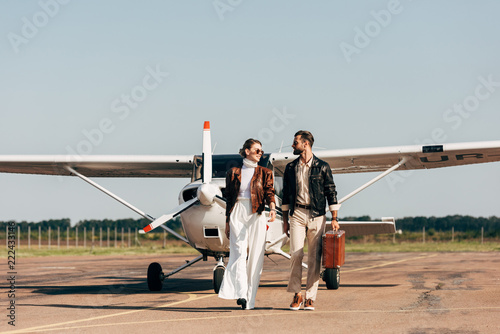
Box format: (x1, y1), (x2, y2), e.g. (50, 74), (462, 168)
(1, 0), (500, 224)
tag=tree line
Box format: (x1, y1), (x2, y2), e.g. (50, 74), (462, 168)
(395, 215), (499, 235)
(0, 217), (184, 237)
(1, 215), (498, 235)
(342, 215), (500, 238)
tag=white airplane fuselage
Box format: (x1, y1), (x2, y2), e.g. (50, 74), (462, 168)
(178, 177), (286, 257)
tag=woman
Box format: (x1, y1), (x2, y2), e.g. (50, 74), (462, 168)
(218, 138), (276, 310)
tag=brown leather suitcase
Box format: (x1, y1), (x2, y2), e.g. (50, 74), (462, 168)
(322, 230), (345, 269)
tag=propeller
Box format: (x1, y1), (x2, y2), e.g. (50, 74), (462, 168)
(142, 198), (198, 234)
(202, 121), (212, 184)
(141, 121), (226, 234)
(198, 121), (225, 206)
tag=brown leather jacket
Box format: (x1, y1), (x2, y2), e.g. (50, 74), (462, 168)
(225, 166), (275, 223)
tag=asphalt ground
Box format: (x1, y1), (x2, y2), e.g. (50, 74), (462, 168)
(1, 252), (499, 334)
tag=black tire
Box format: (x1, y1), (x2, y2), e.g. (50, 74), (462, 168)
(324, 268), (340, 290)
(213, 266), (225, 294)
(147, 262), (163, 291)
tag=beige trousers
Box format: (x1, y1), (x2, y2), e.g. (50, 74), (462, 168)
(287, 207), (326, 301)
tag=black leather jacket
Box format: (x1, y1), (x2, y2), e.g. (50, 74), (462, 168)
(282, 155), (338, 218)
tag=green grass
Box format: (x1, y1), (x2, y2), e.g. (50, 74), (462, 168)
(280, 240), (500, 254)
(11, 240), (500, 258)
(345, 241), (500, 252)
(15, 242), (200, 258)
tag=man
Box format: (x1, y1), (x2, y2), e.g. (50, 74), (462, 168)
(282, 130), (340, 311)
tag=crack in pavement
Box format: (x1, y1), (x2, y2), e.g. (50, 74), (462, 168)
(403, 274), (446, 314)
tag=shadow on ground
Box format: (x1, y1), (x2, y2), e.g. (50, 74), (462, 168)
(19, 277), (214, 295)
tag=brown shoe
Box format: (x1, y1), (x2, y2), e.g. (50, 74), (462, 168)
(304, 298), (315, 311)
(289, 293), (303, 311)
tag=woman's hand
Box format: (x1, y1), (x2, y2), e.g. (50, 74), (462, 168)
(268, 209), (276, 222)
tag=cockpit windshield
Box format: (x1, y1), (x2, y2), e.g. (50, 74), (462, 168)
(193, 154), (271, 181)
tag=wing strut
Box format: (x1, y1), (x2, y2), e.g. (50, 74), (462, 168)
(338, 157), (408, 204)
(64, 166), (189, 243)
(164, 255), (204, 278)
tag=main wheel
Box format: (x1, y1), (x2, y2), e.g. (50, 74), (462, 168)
(213, 266), (225, 294)
(147, 262), (164, 291)
(323, 268), (340, 290)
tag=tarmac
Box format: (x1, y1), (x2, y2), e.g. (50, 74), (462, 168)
(1, 251), (499, 333)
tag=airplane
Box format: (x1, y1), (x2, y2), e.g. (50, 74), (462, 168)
(1, 121), (500, 293)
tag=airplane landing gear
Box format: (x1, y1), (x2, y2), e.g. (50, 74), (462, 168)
(322, 268), (340, 290)
(213, 256), (225, 294)
(147, 262), (165, 291)
(146, 255), (224, 293)
(146, 255), (205, 292)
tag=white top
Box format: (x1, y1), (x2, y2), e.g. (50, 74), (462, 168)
(238, 165), (255, 199)
(296, 156), (313, 205)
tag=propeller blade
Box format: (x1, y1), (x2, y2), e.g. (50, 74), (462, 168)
(142, 198), (198, 234)
(214, 195), (227, 208)
(202, 121), (212, 184)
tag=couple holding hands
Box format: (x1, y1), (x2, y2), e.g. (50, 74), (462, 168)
(218, 130), (340, 311)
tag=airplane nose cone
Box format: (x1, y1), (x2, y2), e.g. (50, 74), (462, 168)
(197, 183), (218, 206)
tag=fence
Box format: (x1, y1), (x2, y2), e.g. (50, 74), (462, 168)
(3, 224), (495, 250)
(346, 226), (491, 245)
(3, 225), (172, 249)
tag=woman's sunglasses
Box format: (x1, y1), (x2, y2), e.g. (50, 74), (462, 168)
(252, 149), (264, 155)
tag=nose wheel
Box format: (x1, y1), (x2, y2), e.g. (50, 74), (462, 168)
(213, 256), (226, 294)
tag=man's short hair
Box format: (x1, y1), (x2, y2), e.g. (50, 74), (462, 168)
(295, 130), (314, 147)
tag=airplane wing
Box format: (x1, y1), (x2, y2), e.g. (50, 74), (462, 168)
(331, 218), (396, 237)
(0, 155), (195, 177)
(2, 141), (499, 178)
(270, 140), (500, 175)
